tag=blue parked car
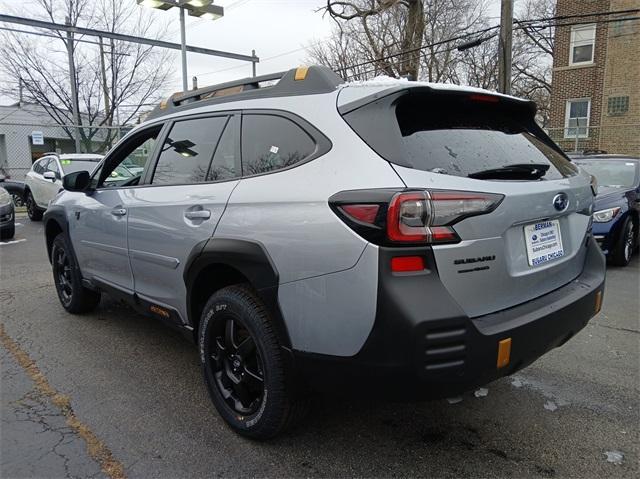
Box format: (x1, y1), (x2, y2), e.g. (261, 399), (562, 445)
(573, 155), (640, 266)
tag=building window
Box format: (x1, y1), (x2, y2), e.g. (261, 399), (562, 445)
(607, 96), (629, 116)
(570, 24), (596, 65)
(611, 19), (635, 37)
(565, 99), (590, 138)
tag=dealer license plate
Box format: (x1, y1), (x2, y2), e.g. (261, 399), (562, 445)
(524, 219), (565, 267)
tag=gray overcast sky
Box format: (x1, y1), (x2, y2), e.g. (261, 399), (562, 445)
(0, 0), (502, 105)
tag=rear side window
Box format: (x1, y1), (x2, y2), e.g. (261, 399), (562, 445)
(152, 116), (228, 185)
(241, 114), (315, 176)
(207, 119), (239, 182)
(343, 91), (578, 181)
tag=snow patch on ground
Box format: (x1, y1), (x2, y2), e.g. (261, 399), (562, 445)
(0, 238), (26, 245)
(543, 400), (558, 412)
(474, 388), (489, 398)
(604, 450), (624, 465)
(511, 377), (524, 388)
(446, 396), (463, 404)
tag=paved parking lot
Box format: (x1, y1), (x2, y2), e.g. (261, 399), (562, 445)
(1, 219), (638, 478)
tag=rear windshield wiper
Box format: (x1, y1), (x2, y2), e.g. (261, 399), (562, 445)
(468, 163), (550, 180)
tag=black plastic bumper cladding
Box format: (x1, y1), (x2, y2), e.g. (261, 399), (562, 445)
(293, 236), (606, 399)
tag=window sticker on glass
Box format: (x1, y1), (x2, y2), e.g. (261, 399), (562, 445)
(61, 159), (71, 165)
(270, 145), (279, 154)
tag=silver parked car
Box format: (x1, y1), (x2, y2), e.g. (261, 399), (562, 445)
(0, 186), (15, 240)
(24, 153), (103, 221)
(43, 66), (606, 439)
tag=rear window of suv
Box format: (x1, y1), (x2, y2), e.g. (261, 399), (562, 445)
(343, 90), (578, 181)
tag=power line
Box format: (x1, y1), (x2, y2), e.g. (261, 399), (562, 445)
(0, 26), (130, 56)
(339, 10), (640, 75)
(198, 46), (307, 77)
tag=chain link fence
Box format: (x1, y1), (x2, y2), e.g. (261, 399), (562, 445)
(546, 125), (640, 156)
(2, 119), (638, 180)
(0, 121), (134, 179)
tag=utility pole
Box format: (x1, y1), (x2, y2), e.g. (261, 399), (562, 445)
(498, 0), (514, 95)
(179, 6), (188, 92)
(98, 37), (111, 122)
(252, 49), (257, 77)
(65, 17), (82, 153)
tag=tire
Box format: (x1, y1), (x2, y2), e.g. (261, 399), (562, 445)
(26, 190), (43, 221)
(610, 217), (635, 267)
(51, 234), (101, 313)
(11, 193), (25, 208)
(0, 224), (14, 240)
(199, 284), (307, 440)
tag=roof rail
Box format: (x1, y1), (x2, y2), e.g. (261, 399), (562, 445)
(147, 65), (344, 120)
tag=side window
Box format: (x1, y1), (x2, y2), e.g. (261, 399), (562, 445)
(34, 158), (48, 174)
(152, 116), (228, 185)
(48, 159), (60, 178)
(95, 127), (161, 189)
(207, 118), (239, 182)
(241, 114), (315, 176)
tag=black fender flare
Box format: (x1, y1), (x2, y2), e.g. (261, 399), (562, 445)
(43, 205), (72, 264)
(183, 237), (291, 349)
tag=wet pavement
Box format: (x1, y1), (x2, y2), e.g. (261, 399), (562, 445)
(1, 219), (639, 478)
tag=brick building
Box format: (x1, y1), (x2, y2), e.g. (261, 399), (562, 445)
(548, 0), (639, 155)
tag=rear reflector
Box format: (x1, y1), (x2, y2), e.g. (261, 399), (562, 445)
(339, 204), (380, 225)
(595, 290), (603, 314)
(497, 338), (511, 369)
(391, 256), (425, 272)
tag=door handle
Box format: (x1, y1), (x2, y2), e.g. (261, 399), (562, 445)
(184, 209), (211, 220)
(111, 208), (127, 217)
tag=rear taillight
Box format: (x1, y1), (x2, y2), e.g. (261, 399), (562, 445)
(339, 204), (380, 225)
(387, 190), (503, 244)
(329, 188), (503, 246)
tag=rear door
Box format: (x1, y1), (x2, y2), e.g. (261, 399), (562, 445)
(126, 113), (241, 323)
(341, 87), (594, 317)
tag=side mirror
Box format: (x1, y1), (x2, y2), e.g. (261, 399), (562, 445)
(43, 171), (56, 182)
(63, 171), (91, 192)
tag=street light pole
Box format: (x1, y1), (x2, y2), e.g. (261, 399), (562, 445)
(179, 5), (188, 92)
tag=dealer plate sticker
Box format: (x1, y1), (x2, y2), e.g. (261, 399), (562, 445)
(524, 219), (564, 266)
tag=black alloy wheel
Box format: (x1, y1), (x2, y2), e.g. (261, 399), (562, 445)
(50, 234), (101, 313)
(200, 285), (308, 439)
(26, 191), (42, 221)
(208, 314), (265, 416)
(53, 245), (73, 307)
(611, 217), (636, 267)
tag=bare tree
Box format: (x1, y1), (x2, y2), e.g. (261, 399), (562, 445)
(512, 0), (555, 125)
(0, 0), (174, 152)
(310, 0), (487, 82)
(317, 0), (425, 79)
(311, 0), (554, 125)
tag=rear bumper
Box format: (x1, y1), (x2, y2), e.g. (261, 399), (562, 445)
(293, 235), (606, 399)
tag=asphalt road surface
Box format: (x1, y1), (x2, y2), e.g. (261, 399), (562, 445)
(1, 219), (638, 478)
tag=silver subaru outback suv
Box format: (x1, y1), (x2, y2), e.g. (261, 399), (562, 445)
(43, 66), (606, 439)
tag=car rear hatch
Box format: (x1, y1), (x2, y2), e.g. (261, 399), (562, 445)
(339, 85), (595, 318)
